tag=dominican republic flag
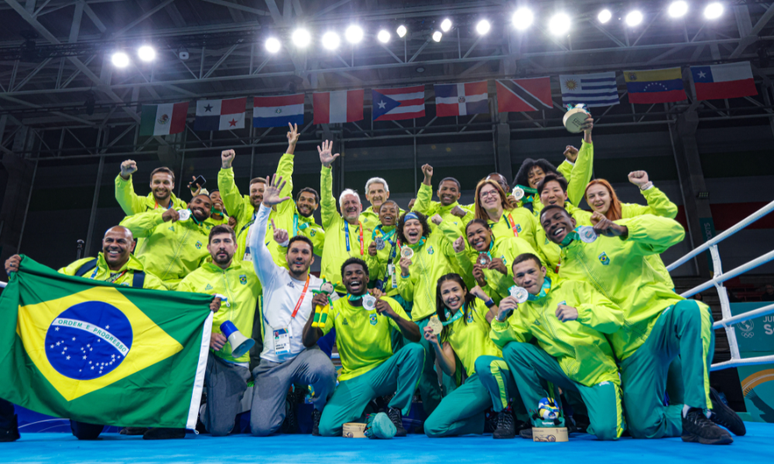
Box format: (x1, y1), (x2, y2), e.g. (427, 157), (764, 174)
(690, 62), (758, 101)
(313, 90), (364, 124)
(372, 85), (425, 121)
(560, 72), (619, 108)
(193, 98), (246, 131)
(624, 68), (687, 104)
(496, 78), (553, 112)
(434, 81), (489, 117)
(253, 94), (305, 128)
(139, 102), (189, 136)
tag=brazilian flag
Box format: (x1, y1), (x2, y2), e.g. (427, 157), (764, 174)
(0, 257), (213, 429)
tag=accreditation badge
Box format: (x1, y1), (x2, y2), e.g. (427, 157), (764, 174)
(273, 327), (290, 355)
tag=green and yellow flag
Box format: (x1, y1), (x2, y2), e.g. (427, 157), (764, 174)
(0, 256), (213, 429)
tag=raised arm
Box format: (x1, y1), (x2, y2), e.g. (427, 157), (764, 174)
(626, 171), (678, 218)
(412, 164), (434, 214)
(218, 150), (249, 220)
(276, 123), (299, 198)
(318, 140), (340, 229)
(115, 159), (146, 215)
(249, 174), (291, 285)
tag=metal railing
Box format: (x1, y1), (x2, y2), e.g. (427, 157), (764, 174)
(667, 199), (774, 371)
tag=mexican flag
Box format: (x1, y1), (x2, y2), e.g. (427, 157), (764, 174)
(0, 257), (213, 429)
(140, 102), (189, 136)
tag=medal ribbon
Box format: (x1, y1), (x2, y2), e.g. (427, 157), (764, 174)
(527, 276), (553, 302)
(290, 275), (311, 318)
(91, 266), (127, 283)
(443, 304), (466, 326)
(504, 214), (519, 237)
(344, 221), (365, 255)
(154, 200), (174, 210)
(408, 236), (427, 250)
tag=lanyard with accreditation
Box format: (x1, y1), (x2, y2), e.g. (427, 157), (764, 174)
(274, 275), (310, 356)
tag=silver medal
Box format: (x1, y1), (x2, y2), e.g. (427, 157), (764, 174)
(375, 236), (385, 251)
(512, 186), (525, 201)
(177, 209), (191, 221)
(509, 286), (529, 304)
(362, 295), (377, 311)
(578, 226), (598, 243)
(401, 246), (414, 260)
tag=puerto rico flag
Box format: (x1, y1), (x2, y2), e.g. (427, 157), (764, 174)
(496, 78), (553, 112)
(313, 90), (364, 124)
(372, 85), (425, 121)
(690, 62), (758, 101)
(434, 81), (489, 117)
(253, 94), (305, 128)
(193, 98), (246, 131)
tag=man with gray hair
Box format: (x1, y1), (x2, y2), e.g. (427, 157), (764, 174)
(361, 177), (404, 234)
(318, 140), (376, 294)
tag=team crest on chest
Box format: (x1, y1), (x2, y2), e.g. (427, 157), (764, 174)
(195, 241), (203, 249)
(466, 313), (474, 324)
(598, 252), (610, 266)
(427, 246), (435, 255)
(369, 314), (378, 325)
(516, 224), (522, 233)
(239, 275), (247, 285)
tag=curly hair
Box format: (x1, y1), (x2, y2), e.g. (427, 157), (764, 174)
(397, 211), (431, 245)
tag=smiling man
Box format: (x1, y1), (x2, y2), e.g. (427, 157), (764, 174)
(115, 162), (187, 214)
(360, 177), (404, 234)
(412, 164), (473, 229)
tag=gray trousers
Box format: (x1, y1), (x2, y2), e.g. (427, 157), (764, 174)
(204, 354), (251, 436)
(250, 347), (337, 436)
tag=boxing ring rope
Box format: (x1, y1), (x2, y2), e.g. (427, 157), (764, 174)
(667, 199), (774, 371)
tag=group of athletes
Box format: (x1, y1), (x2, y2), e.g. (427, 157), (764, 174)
(0, 115), (746, 445)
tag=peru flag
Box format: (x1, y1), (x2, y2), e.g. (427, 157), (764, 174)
(372, 85), (426, 121)
(313, 90), (364, 124)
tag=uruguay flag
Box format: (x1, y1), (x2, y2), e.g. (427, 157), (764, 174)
(253, 94), (305, 128)
(372, 85), (426, 121)
(194, 98), (246, 131)
(434, 81), (489, 117)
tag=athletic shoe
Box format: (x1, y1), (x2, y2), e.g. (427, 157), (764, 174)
(519, 427), (533, 439)
(709, 388), (746, 436)
(364, 412), (397, 439)
(387, 407), (407, 437)
(681, 408), (733, 445)
(142, 428), (186, 440)
(281, 396), (300, 434)
(0, 415), (19, 442)
(483, 408), (497, 434)
(493, 410), (515, 439)
(311, 409), (322, 437)
(120, 427), (148, 435)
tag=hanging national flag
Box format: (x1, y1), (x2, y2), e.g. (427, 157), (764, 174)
(624, 68), (687, 104)
(253, 94), (305, 128)
(139, 102), (189, 136)
(690, 62), (758, 101)
(0, 257), (213, 429)
(496, 77), (553, 112)
(194, 97), (246, 131)
(313, 90), (364, 124)
(434, 81), (489, 117)
(560, 72), (619, 108)
(372, 85), (426, 121)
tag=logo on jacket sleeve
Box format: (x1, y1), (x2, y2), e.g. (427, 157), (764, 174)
(369, 314), (378, 325)
(598, 252), (610, 266)
(516, 224), (522, 233)
(239, 275), (247, 285)
(195, 241), (203, 249)
(310, 230), (316, 237)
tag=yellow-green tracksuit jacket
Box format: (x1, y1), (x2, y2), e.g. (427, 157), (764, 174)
(59, 252), (167, 290)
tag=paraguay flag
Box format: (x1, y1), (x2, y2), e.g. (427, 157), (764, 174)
(624, 68), (687, 104)
(434, 81), (489, 117)
(253, 94), (305, 128)
(194, 97), (246, 131)
(372, 85), (425, 121)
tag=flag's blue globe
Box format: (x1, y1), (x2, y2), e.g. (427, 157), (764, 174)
(44, 301), (134, 380)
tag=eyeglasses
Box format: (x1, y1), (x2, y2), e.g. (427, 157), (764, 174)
(480, 190), (500, 198)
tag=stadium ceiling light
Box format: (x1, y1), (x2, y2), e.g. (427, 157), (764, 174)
(432, 31), (443, 42)
(137, 45), (155, 62)
(512, 8), (534, 31)
(598, 9), (612, 24)
(265, 37), (281, 53)
(668, 1), (689, 18)
(440, 18), (452, 32)
(111, 51), (129, 68)
(397, 24), (407, 38)
(548, 13), (572, 35)
(322, 31), (340, 50)
(377, 29), (391, 43)
(476, 19), (491, 35)
(625, 10), (643, 27)
(345, 25), (364, 44)
(704, 2), (723, 19)
(291, 28), (311, 48)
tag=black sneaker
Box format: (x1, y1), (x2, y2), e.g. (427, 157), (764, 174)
(483, 408), (497, 434)
(281, 397), (300, 434)
(387, 407), (407, 437)
(311, 409), (322, 437)
(493, 410), (515, 439)
(142, 428), (186, 440)
(709, 388), (746, 436)
(0, 415), (19, 442)
(120, 427), (148, 436)
(519, 427), (533, 439)
(681, 408), (733, 445)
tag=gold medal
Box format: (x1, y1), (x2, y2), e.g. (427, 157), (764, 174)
(427, 315), (443, 336)
(400, 245), (414, 260)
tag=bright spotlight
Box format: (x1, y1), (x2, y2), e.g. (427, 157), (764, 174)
(111, 51), (129, 68)
(291, 28), (311, 48)
(625, 10), (643, 27)
(704, 2), (723, 19)
(345, 25), (364, 44)
(265, 37), (281, 53)
(548, 13), (571, 36)
(377, 29), (391, 43)
(322, 32), (340, 50)
(432, 31), (443, 42)
(512, 8), (534, 30)
(668, 1), (689, 18)
(440, 18), (452, 32)
(397, 24), (407, 38)
(598, 9), (612, 24)
(476, 20), (491, 36)
(137, 45), (155, 62)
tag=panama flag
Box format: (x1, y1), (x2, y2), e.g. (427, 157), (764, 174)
(690, 62), (758, 101)
(139, 102), (189, 136)
(372, 85), (426, 121)
(313, 90), (364, 124)
(253, 94), (305, 128)
(496, 77), (553, 112)
(193, 97), (246, 131)
(434, 81), (489, 117)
